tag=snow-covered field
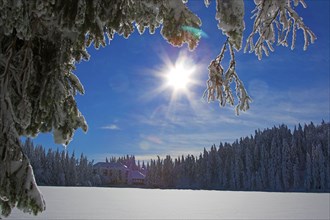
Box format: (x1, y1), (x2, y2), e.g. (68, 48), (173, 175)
(8, 186), (330, 219)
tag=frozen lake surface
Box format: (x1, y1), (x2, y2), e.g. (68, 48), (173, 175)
(8, 186), (330, 219)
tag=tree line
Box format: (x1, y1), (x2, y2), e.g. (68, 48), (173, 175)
(22, 139), (97, 186)
(24, 121), (329, 192)
(145, 121), (329, 192)
(22, 140), (148, 187)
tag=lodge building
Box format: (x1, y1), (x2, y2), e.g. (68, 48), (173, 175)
(93, 162), (146, 185)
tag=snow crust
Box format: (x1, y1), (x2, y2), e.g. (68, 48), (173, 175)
(8, 187), (330, 219)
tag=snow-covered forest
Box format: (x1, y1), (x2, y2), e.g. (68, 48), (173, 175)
(22, 139), (96, 186)
(25, 121), (329, 192)
(145, 121), (329, 192)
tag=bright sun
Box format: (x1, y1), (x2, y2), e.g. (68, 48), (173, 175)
(166, 63), (194, 91)
(160, 52), (198, 100)
(150, 51), (201, 105)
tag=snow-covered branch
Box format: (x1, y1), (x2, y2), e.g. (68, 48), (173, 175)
(204, 39), (251, 115)
(215, 0), (245, 51)
(244, 0), (316, 60)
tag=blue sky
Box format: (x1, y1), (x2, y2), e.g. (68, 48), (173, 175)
(33, 1), (329, 162)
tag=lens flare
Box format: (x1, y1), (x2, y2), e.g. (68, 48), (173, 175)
(181, 26), (208, 39)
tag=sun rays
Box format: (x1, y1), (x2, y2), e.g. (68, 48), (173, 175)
(153, 51), (202, 105)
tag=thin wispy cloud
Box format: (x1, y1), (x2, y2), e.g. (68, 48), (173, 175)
(100, 124), (121, 130)
(139, 135), (163, 151)
(245, 85), (329, 125)
(145, 135), (163, 144)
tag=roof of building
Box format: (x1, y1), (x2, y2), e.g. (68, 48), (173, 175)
(130, 170), (145, 179)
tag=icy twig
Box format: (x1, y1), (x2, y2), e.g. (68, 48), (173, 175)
(245, 0), (316, 59)
(204, 38), (251, 115)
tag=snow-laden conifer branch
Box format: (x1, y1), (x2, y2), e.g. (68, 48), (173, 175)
(160, 0), (202, 50)
(204, 38), (251, 115)
(215, 0), (245, 51)
(244, 0), (316, 60)
(0, 98), (45, 217)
